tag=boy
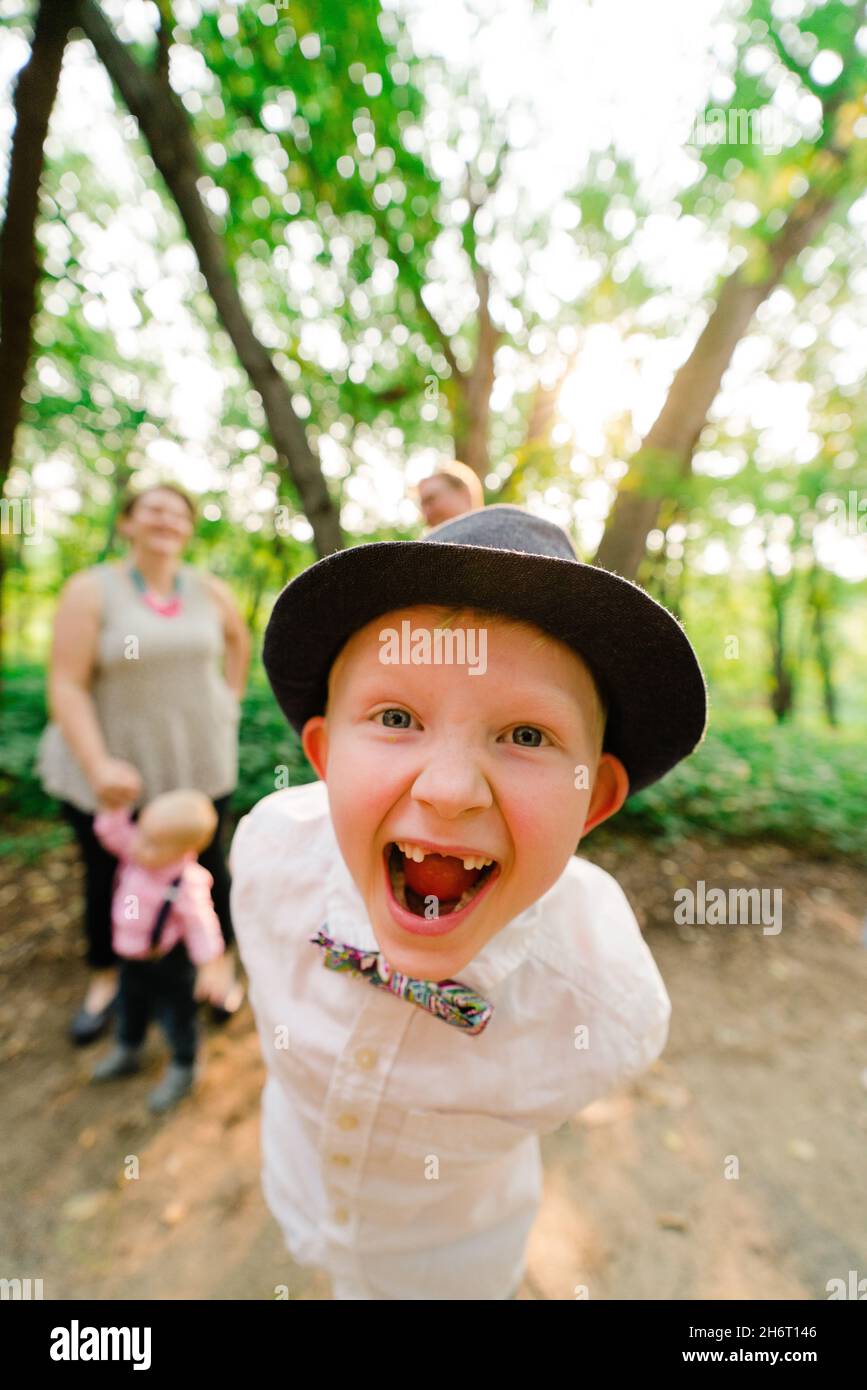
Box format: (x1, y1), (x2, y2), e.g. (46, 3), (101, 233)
(229, 505), (707, 1299)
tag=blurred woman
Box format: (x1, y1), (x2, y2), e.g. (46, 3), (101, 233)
(37, 482), (250, 1043)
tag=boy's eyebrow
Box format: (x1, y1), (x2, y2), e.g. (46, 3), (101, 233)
(491, 684), (592, 729)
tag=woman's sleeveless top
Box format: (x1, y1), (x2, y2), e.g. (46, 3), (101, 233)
(36, 563), (240, 814)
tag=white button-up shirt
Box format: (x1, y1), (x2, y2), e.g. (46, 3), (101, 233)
(229, 780), (671, 1300)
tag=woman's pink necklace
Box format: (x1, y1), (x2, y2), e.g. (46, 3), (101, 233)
(129, 566), (183, 617)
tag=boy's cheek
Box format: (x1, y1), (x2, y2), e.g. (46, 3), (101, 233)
(507, 816), (590, 906)
(329, 741), (407, 815)
(329, 791), (389, 874)
(510, 852), (570, 909)
(508, 789), (588, 856)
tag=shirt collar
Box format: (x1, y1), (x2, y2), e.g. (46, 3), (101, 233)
(323, 825), (547, 996)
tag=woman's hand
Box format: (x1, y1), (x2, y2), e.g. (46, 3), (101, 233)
(91, 757), (143, 809)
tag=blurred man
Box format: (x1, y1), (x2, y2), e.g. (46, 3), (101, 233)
(416, 460), (484, 530)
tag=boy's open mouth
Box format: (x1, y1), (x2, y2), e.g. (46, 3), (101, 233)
(385, 842), (499, 918)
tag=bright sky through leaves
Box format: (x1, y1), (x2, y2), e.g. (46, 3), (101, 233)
(1, 0), (865, 577)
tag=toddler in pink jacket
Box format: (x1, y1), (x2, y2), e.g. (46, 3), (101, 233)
(89, 789), (226, 1113)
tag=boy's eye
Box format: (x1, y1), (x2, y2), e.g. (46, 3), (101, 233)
(372, 712), (549, 743)
(376, 708), (414, 729)
(507, 725), (546, 747)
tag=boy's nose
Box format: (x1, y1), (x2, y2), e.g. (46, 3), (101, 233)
(410, 743), (493, 819)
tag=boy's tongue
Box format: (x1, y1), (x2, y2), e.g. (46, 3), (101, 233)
(402, 852), (481, 905)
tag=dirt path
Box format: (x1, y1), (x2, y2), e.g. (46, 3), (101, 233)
(2, 829), (865, 1300)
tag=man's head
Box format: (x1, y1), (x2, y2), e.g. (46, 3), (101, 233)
(416, 462), (484, 529)
(301, 605), (627, 983)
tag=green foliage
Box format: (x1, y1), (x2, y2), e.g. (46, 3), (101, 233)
(0, 660), (317, 847)
(600, 720), (867, 856)
(187, 0), (451, 441)
(680, 0), (867, 274)
(7, 0), (867, 587)
(4, 659), (866, 860)
(226, 669), (316, 814)
(0, 666), (52, 820)
(3, 0), (866, 878)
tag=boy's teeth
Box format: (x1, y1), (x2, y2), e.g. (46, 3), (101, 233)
(395, 841), (493, 871)
(397, 842), (426, 863)
(389, 844), (496, 917)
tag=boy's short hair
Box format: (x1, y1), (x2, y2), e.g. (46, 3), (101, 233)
(324, 605), (608, 752)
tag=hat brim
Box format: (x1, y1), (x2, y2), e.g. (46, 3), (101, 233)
(263, 540), (707, 796)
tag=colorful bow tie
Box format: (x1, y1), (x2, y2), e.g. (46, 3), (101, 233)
(310, 928), (494, 1035)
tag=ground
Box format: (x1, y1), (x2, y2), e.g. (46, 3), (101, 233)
(2, 827), (865, 1301)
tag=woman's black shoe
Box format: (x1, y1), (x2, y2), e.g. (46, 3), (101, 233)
(69, 996), (117, 1046)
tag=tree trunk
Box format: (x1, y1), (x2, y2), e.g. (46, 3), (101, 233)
(809, 563), (838, 727)
(767, 572), (796, 722)
(246, 567), (269, 636)
(76, 0), (342, 559)
(453, 265), (498, 482)
(497, 359), (574, 505)
(97, 460), (135, 562)
(595, 191), (837, 580)
(0, 0), (71, 679)
(813, 601), (838, 727)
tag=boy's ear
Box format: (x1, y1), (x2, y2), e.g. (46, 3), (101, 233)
(301, 715), (329, 781)
(582, 753), (629, 835)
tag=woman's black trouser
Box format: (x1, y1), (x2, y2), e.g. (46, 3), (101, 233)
(59, 794), (235, 970)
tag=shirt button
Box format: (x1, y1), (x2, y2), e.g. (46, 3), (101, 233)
(331, 1153), (352, 1166)
(334, 1207), (350, 1224)
(337, 1113), (358, 1131)
(354, 1048), (377, 1070)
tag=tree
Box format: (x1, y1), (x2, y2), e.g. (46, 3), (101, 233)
(187, 9), (655, 493)
(75, 0), (342, 559)
(0, 0), (72, 673)
(595, 0), (867, 579)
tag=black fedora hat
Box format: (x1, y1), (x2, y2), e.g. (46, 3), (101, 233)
(263, 504), (708, 796)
